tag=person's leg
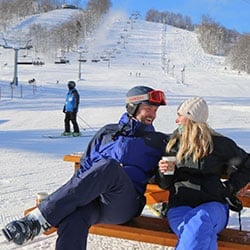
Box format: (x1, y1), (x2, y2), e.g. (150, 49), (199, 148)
(97, 176), (142, 224)
(64, 112), (71, 133)
(56, 190), (141, 250)
(39, 158), (139, 226)
(3, 158), (141, 247)
(56, 200), (100, 250)
(70, 112), (79, 133)
(168, 202), (229, 250)
(54, 159), (141, 250)
(167, 205), (192, 235)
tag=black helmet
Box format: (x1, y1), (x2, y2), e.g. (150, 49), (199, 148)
(125, 85), (166, 116)
(68, 81), (76, 89)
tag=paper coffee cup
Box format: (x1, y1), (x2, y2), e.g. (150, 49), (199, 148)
(36, 192), (49, 206)
(162, 156), (176, 175)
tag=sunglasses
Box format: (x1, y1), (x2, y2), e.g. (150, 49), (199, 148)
(126, 90), (167, 105)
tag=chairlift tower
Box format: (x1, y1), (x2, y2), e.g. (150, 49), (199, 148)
(73, 46), (88, 80)
(0, 38), (32, 86)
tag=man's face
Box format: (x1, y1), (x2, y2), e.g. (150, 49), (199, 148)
(135, 104), (159, 125)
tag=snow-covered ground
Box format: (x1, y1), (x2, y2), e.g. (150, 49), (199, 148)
(0, 10), (250, 249)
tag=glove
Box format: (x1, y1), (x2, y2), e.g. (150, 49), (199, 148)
(222, 181), (243, 212)
(63, 105), (66, 113)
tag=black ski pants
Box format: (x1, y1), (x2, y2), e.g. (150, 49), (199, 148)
(64, 111), (79, 133)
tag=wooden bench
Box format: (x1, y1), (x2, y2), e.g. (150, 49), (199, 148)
(63, 152), (83, 172)
(24, 153), (250, 249)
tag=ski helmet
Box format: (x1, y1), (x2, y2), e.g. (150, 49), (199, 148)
(68, 81), (76, 89)
(125, 85), (166, 116)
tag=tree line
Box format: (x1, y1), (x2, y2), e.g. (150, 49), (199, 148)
(0, 0), (111, 60)
(146, 9), (250, 74)
(1, 1), (249, 73)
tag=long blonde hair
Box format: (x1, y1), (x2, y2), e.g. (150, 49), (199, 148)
(167, 120), (215, 162)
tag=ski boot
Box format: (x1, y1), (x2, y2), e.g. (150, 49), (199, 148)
(72, 132), (81, 137)
(61, 131), (72, 136)
(2, 214), (42, 245)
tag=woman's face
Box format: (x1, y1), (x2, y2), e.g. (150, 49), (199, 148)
(176, 113), (189, 125)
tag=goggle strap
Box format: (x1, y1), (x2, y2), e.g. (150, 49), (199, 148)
(125, 94), (149, 104)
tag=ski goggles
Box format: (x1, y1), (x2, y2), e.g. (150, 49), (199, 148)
(126, 90), (167, 105)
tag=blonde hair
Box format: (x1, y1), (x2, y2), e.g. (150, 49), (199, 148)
(167, 120), (215, 162)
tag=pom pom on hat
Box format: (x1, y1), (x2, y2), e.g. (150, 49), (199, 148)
(177, 97), (208, 123)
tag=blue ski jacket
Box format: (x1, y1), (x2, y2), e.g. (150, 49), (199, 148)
(79, 113), (168, 195)
(65, 88), (79, 112)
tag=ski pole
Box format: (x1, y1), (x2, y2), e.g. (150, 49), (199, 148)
(78, 115), (95, 130)
(78, 122), (86, 132)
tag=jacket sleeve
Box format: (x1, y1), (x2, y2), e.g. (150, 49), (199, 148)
(228, 153), (250, 193)
(79, 124), (119, 171)
(222, 137), (250, 193)
(72, 90), (80, 110)
(155, 169), (175, 190)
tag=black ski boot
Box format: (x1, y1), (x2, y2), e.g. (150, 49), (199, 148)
(2, 215), (41, 245)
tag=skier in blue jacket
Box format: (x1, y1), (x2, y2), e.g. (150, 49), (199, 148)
(62, 80), (80, 136)
(2, 85), (168, 250)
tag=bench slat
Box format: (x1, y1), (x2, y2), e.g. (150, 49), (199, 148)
(89, 216), (250, 249)
(90, 224), (177, 247)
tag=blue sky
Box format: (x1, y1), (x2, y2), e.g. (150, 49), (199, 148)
(110, 0), (250, 33)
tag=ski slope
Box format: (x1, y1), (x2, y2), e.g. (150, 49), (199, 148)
(0, 9), (250, 249)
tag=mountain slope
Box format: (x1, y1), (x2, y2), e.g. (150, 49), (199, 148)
(4, 9), (82, 40)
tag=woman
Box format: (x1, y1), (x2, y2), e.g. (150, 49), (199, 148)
(156, 96), (250, 250)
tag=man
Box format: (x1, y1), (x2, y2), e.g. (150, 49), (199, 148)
(62, 80), (80, 136)
(2, 85), (168, 249)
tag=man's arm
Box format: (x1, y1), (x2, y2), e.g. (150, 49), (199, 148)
(72, 90), (80, 111)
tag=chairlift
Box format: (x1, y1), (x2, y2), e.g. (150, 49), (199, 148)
(17, 54), (33, 65)
(91, 59), (100, 63)
(33, 57), (45, 66)
(17, 61), (33, 65)
(54, 56), (70, 64)
(78, 59), (87, 63)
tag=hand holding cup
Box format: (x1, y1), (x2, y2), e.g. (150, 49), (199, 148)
(160, 156), (176, 175)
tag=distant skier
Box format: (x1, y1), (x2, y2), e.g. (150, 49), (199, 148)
(62, 81), (80, 136)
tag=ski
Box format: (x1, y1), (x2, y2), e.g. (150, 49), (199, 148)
(42, 133), (94, 139)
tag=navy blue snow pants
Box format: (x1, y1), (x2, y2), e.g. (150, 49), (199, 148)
(167, 202), (229, 250)
(39, 158), (142, 250)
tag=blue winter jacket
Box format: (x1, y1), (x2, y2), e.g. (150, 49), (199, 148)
(65, 88), (80, 112)
(79, 113), (168, 195)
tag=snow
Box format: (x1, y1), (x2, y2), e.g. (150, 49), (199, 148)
(5, 9), (81, 40)
(0, 9), (250, 249)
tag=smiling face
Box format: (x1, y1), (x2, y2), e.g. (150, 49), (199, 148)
(135, 103), (159, 125)
(176, 112), (189, 125)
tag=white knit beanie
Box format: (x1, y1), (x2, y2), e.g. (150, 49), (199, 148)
(177, 97), (208, 123)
